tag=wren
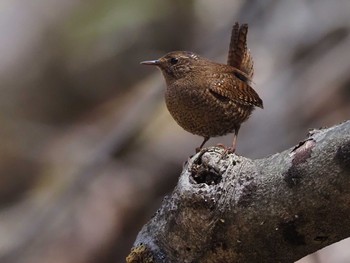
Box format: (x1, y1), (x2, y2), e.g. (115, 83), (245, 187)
(141, 23), (263, 152)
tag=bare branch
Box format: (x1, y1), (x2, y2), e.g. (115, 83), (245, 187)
(127, 120), (350, 263)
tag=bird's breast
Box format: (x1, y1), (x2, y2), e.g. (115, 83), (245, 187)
(164, 81), (252, 137)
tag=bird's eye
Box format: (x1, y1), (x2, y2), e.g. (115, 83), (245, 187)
(170, 57), (178, 65)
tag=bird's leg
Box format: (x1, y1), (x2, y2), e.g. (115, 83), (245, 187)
(230, 135), (237, 153)
(226, 126), (240, 154)
(196, 137), (210, 153)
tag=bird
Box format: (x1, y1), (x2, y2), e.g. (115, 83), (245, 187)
(140, 23), (263, 153)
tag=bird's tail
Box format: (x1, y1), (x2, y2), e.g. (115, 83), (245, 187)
(227, 22), (254, 79)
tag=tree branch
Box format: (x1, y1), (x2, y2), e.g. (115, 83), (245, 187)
(127, 120), (350, 263)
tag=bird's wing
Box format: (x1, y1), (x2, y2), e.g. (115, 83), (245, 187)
(207, 70), (263, 108)
(227, 22), (254, 78)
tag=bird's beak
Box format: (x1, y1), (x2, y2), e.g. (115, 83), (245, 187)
(140, 60), (160, 66)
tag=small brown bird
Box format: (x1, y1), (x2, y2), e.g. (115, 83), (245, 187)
(141, 23), (263, 152)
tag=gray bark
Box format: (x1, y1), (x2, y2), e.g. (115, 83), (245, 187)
(127, 120), (350, 263)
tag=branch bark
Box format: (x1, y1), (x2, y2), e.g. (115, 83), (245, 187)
(127, 120), (350, 263)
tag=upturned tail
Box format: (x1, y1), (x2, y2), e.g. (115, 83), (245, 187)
(227, 22), (254, 79)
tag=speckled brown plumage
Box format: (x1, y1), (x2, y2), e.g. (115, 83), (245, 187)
(141, 23), (263, 152)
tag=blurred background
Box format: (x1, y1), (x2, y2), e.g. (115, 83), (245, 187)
(0, 0), (349, 262)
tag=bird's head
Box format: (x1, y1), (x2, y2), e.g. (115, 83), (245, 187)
(141, 51), (204, 83)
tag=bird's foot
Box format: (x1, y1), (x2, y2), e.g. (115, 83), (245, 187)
(215, 143), (227, 149)
(215, 144), (236, 155)
(224, 147), (236, 154)
(195, 146), (209, 155)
